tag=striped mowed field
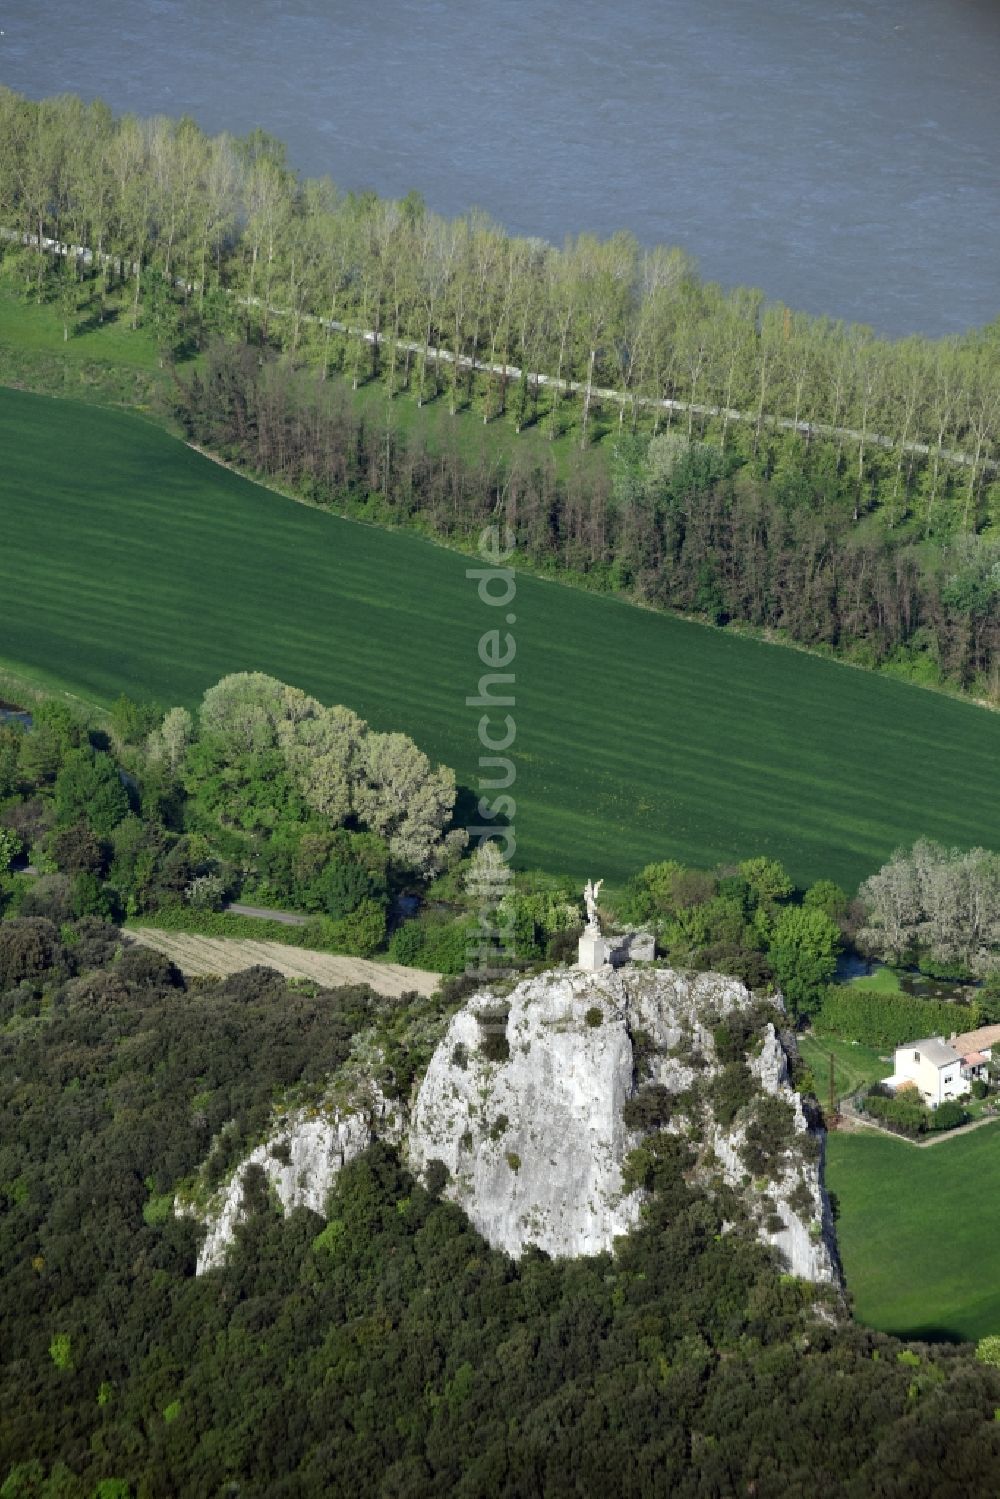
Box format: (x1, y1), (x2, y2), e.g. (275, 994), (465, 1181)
(827, 1128), (1000, 1344)
(1, 384), (998, 889)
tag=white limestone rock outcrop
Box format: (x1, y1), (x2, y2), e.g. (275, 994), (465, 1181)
(710, 1024), (839, 1286)
(408, 968), (643, 1258)
(409, 965), (840, 1287)
(184, 1079), (403, 1274)
(183, 961), (841, 1290)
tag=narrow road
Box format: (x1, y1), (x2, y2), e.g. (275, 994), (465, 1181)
(226, 902), (309, 927)
(835, 1105), (1000, 1147)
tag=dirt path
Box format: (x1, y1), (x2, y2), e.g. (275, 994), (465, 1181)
(127, 927), (440, 998)
(833, 1107), (1000, 1148)
(5, 226), (991, 476)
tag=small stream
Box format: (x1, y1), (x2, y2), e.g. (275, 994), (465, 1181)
(896, 971), (981, 1006)
(836, 952), (981, 1006)
(0, 704), (32, 729)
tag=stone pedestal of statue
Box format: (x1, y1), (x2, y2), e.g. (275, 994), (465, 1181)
(578, 930), (607, 970)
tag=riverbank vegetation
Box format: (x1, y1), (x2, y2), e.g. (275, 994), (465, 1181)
(0, 87), (998, 699)
(182, 341), (1000, 699)
(2, 88), (998, 485)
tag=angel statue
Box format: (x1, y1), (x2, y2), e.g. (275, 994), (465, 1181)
(583, 878), (603, 934)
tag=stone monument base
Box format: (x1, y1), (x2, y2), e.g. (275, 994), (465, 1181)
(578, 931), (607, 971)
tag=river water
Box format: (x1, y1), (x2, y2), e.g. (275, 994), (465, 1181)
(2, 0), (999, 337)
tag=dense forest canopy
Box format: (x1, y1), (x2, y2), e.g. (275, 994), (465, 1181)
(4, 932), (1000, 1497)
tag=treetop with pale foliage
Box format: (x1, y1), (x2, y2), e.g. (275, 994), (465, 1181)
(154, 672), (464, 875)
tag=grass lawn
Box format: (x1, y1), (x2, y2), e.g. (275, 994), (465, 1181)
(827, 1127), (1000, 1343)
(0, 271), (608, 477)
(850, 966), (902, 993)
(0, 278), (171, 413)
(0, 280), (161, 369)
(797, 1033), (889, 1102)
(343, 349), (604, 476)
(2, 384), (1000, 887)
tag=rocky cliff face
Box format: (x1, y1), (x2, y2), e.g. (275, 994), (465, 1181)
(706, 1024), (839, 1286)
(408, 969), (643, 1258)
(620, 969), (839, 1284)
(182, 1077), (403, 1274)
(183, 963), (841, 1289)
(409, 966), (839, 1285)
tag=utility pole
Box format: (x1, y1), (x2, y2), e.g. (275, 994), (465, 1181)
(828, 1052), (837, 1124)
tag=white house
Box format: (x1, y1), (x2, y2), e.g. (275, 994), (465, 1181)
(883, 1036), (991, 1108)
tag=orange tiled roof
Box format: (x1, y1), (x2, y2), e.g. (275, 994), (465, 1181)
(952, 1025), (1000, 1055)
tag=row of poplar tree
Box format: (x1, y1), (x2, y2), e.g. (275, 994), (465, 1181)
(1, 85), (999, 529)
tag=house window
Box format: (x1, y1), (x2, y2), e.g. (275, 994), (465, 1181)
(914, 1051), (920, 1062)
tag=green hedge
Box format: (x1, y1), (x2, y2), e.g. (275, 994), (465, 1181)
(815, 984), (979, 1050)
(387, 915), (478, 975)
(862, 1091), (932, 1138)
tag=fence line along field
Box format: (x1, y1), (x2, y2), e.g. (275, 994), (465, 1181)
(126, 929), (440, 998)
(1, 385), (999, 889)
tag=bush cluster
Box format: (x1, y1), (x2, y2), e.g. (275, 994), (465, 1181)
(619, 857), (842, 1016)
(862, 1084), (970, 1138)
(0, 676), (467, 966)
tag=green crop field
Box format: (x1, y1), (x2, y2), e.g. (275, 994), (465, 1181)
(1, 384), (999, 888)
(827, 1128), (1000, 1343)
